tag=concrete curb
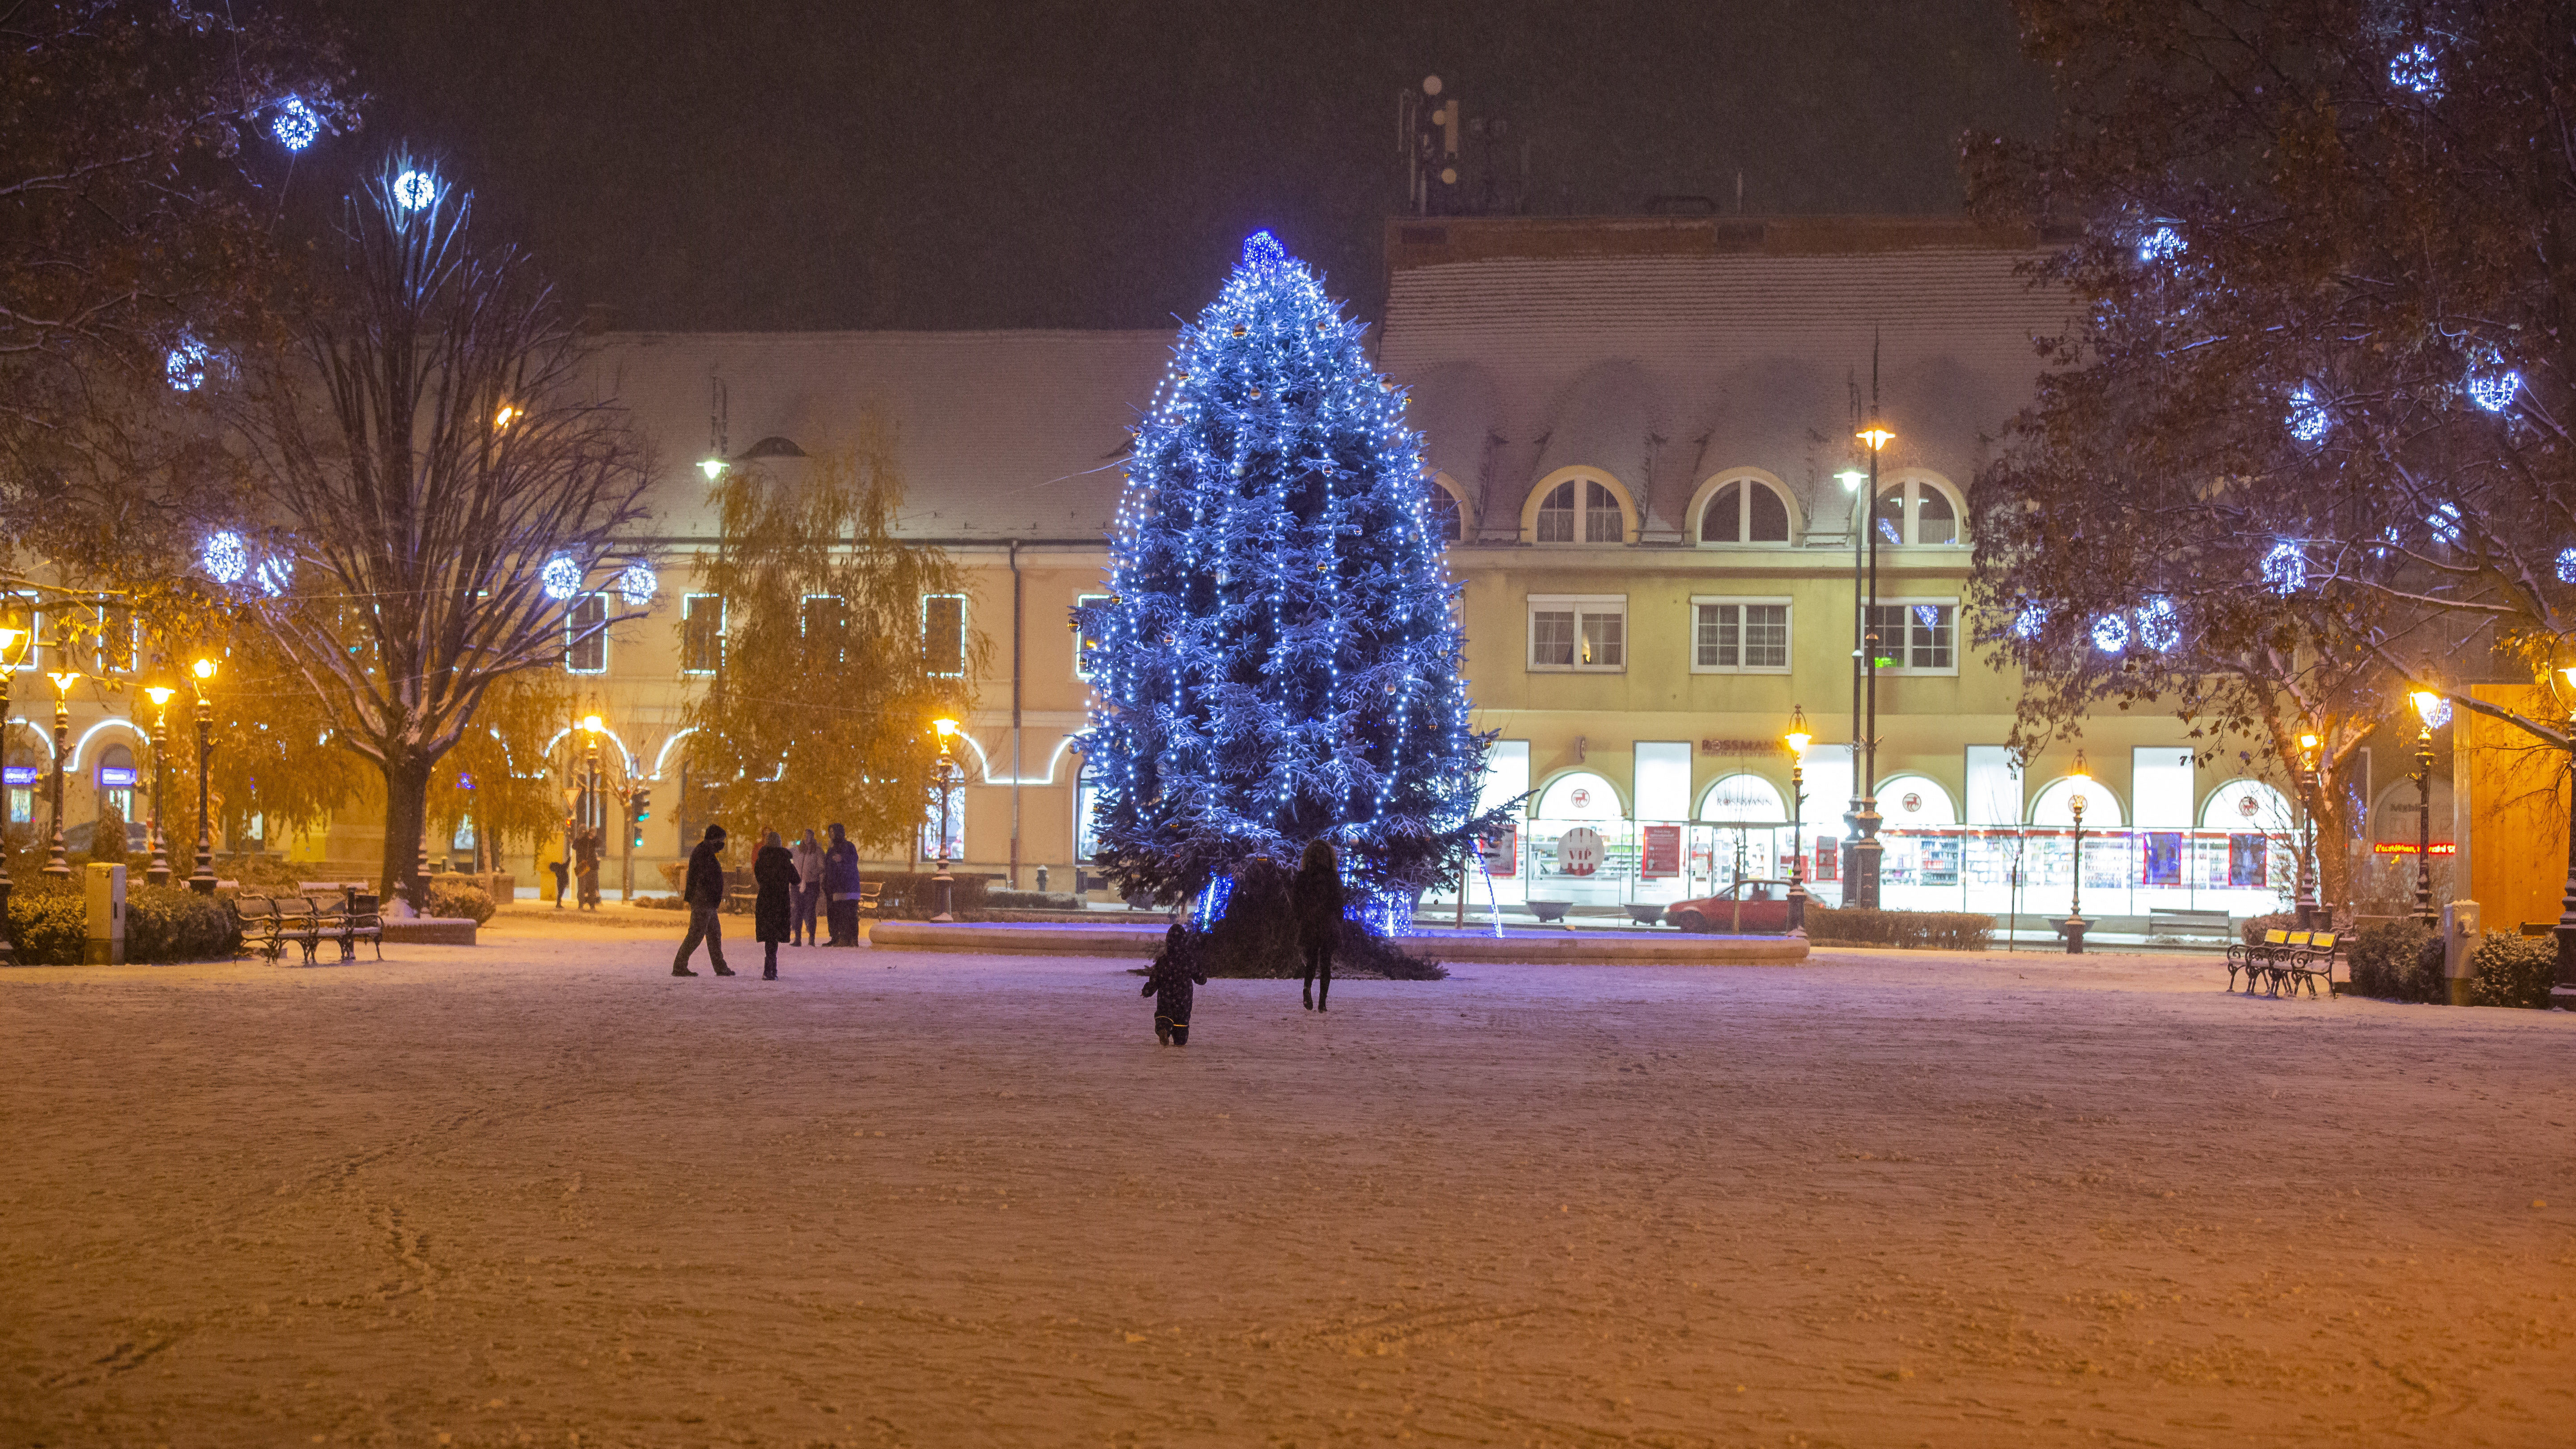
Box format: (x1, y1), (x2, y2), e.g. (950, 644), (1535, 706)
(384, 917), (479, 946)
(869, 920), (1809, 965)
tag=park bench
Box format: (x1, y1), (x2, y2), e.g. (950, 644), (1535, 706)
(318, 890), (384, 962)
(852, 881), (886, 914)
(2147, 908), (2234, 941)
(233, 894), (329, 965)
(2227, 928), (2338, 997)
(229, 894), (288, 961)
(2227, 928), (2292, 994)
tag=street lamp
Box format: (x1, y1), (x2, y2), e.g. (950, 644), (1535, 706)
(2295, 731), (2321, 931)
(2410, 690), (2441, 926)
(1837, 465), (1867, 902)
(145, 684), (176, 887)
(2063, 751), (2091, 954)
(44, 669), (80, 878)
(1848, 422), (1895, 910)
(580, 713), (604, 911)
(932, 717), (960, 922)
(2548, 666), (2576, 1006)
(188, 657), (218, 894)
(1784, 706), (1812, 936)
(0, 624), (22, 963)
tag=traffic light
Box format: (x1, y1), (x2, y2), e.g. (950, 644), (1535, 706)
(629, 784), (650, 822)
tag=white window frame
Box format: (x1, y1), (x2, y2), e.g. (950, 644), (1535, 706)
(1073, 592), (1111, 681)
(1527, 594), (1627, 673)
(564, 591), (608, 676)
(1698, 479), (1795, 547)
(1870, 479), (1967, 548)
(680, 594), (724, 675)
(1689, 595), (1794, 674)
(922, 593), (968, 679)
(1865, 596), (1962, 676)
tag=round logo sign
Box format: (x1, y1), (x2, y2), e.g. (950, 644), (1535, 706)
(2236, 794), (2260, 817)
(1557, 826), (1605, 876)
(1901, 791), (1922, 813)
(1570, 787), (1591, 811)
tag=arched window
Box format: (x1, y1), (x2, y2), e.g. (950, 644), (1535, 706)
(1701, 479), (1792, 544)
(1535, 479), (1625, 544)
(2029, 775), (2124, 828)
(1697, 773), (1786, 823)
(1870, 479), (1965, 547)
(1426, 482), (1464, 542)
(1533, 770), (1625, 820)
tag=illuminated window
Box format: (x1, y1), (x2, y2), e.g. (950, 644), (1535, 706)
(1528, 595), (1625, 672)
(1864, 599), (1957, 673)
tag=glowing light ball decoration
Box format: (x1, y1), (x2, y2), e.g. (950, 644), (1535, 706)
(2011, 603), (2046, 640)
(2139, 595), (2181, 652)
(254, 556), (293, 599)
(1074, 231), (1505, 910)
(165, 335), (210, 392)
(2557, 547), (2576, 586)
(392, 168), (441, 212)
(2429, 502), (2463, 548)
(2389, 42), (2442, 97)
(2136, 225), (2184, 265)
(201, 531), (249, 586)
(272, 96), (320, 151)
(2262, 540), (2308, 595)
(2091, 614), (2130, 653)
(618, 562), (657, 606)
(539, 554), (582, 601)
(2285, 383), (2330, 444)
(2466, 356), (2522, 413)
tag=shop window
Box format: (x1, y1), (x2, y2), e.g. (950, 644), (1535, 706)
(1700, 480), (1792, 544)
(564, 593), (607, 674)
(2227, 833), (2268, 887)
(681, 595), (724, 674)
(1692, 599), (1790, 672)
(1864, 600), (1956, 673)
(1528, 595), (1625, 671)
(923, 594), (967, 677)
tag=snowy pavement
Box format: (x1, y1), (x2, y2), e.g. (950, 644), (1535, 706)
(3, 917), (2571, 1447)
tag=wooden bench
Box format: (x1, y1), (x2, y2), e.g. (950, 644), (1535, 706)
(2228, 928), (2338, 996)
(2147, 908), (2234, 940)
(318, 891), (383, 962)
(851, 881), (886, 914)
(233, 894), (329, 965)
(229, 895), (289, 961)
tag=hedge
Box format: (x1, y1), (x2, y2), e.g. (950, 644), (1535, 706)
(2466, 934), (2559, 1010)
(2348, 919), (2443, 1003)
(426, 880), (497, 924)
(1803, 905), (1995, 951)
(2238, 911), (2298, 948)
(4, 882), (241, 964)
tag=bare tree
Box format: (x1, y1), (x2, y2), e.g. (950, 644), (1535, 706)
(231, 154), (653, 909)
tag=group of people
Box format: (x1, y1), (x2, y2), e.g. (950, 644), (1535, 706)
(548, 827), (606, 910)
(670, 821), (865, 979)
(1142, 838), (1345, 1046)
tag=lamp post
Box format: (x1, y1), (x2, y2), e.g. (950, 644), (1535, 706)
(1784, 706), (1812, 936)
(44, 668), (79, 879)
(581, 712), (604, 911)
(2063, 751), (2091, 954)
(2294, 731), (2320, 932)
(188, 657), (218, 894)
(1837, 465), (1867, 903)
(0, 624), (22, 964)
(1850, 421), (1895, 909)
(2410, 690), (2440, 926)
(145, 685), (175, 887)
(2549, 666), (2576, 1007)
(932, 717), (960, 922)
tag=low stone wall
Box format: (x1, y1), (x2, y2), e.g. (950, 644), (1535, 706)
(869, 920), (1808, 965)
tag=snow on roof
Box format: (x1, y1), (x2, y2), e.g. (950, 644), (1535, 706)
(1376, 218), (2075, 539)
(584, 329), (1176, 544)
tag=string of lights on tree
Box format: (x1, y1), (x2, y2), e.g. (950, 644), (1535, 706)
(1074, 231), (1505, 923)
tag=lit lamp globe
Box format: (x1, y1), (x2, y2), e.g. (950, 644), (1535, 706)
(192, 657), (217, 684)
(581, 714), (603, 735)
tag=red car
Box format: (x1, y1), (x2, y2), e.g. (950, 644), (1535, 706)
(1664, 879), (1797, 934)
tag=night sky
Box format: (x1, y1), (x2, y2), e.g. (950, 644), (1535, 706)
(328, 0), (2052, 331)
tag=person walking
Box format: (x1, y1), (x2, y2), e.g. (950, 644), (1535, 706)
(1141, 922), (1208, 1045)
(672, 824), (736, 977)
(1292, 838), (1345, 1012)
(790, 828), (824, 947)
(752, 829), (797, 980)
(823, 822), (862, 946)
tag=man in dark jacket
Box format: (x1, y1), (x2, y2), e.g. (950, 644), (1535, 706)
(822, 822), (862, 946)
(673, 824), (736, 977)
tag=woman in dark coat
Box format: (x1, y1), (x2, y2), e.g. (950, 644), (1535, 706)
(751, 829), (798, 980)
(1291, 839), (1345, 1012)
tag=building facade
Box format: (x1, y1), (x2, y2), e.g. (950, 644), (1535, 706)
(4, 216), (2369, 922)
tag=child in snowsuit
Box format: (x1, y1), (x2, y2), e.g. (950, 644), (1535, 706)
(1143, 924), (1208, 1045)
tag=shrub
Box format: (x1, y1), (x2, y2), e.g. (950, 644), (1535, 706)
(4, 886), (88, 965)
(869, 871), (990, 919)
(2348, 919), (2443, 1003)
(2466, 934), (2559, 1010)
(123, 884), (243, 961)
(635, 893), (688, 910)
(984, 888), (1082, 912)
(87, 803), (130, 866)
(426, 879), (497, 924)
(2239, 910), (2298, 948)
(217, 853), (303, 890)
(1804, 905), (1995, 951)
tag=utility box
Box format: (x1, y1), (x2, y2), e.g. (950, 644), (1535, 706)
(84, 862), (127, 965)
(2442, 899), (2482, 1005)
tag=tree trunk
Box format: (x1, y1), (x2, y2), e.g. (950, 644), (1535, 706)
(380, 752), (433, 915)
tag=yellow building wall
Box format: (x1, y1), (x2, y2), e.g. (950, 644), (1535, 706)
(2462, 684), (2569, 932)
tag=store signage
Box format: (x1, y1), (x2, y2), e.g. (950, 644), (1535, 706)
(1639, 823), (1680, 877)
(2372, 841), (2455, 855)
(1700, 738), (1785, 756)
(97, 766), (136, 786)
(2, 765), (35, 786)
(1557, 826), (1604, 876)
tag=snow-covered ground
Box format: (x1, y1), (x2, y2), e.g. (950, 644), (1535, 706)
(4, 916), (2570, 1447)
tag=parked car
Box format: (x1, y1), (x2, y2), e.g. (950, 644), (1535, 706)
(1665, 879), (1797, 934)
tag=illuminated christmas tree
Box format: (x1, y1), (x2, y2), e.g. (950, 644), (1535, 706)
(1076, 232), (1500, 917)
